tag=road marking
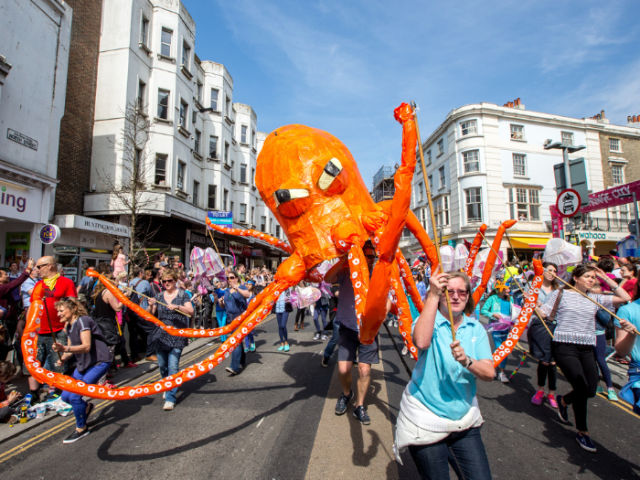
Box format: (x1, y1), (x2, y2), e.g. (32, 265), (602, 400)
(0, 344), (218, 464)
(256, 416), (265, 429)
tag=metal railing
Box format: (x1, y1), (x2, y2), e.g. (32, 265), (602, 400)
(373, 166), (395, 188)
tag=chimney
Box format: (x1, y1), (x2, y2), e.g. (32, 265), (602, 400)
(628, 115), (640, 127)
(503, 98), (525, 110)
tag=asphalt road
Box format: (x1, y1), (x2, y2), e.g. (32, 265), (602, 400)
(1, 314), (639, 480)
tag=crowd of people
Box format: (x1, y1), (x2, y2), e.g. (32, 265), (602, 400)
(1, 244), (639, 479)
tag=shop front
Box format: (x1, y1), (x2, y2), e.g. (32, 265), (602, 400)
(0, 169), (57, 271)
(576, 230), (628, 257)
(51, 215), (131, 284)
(505, 234), (551, 262)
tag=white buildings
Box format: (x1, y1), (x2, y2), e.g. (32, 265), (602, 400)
(80, 0), (283, 269)
(0, 0), (72, 266)
(401, 100), (640, 260)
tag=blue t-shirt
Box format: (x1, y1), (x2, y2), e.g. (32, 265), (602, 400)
(224, 285), (248, 319)
(408, 310), (493, 420)
(129, 278), (151, 309)
(214, 288), (226, 312)
(499, 298), (511, 316)
(615, 301), (640, 364)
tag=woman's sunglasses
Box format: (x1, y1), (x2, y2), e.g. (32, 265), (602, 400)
(162, 279), (175, 285)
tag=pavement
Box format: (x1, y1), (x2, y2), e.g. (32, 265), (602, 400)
(1, 313), (638, 480)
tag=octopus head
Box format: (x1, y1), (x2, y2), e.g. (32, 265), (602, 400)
(256, 125), (375, 268)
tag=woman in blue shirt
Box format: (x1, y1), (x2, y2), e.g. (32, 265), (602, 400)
(480, 285), (513, 383)
(615, 290), (640, 415)
(395, 270), (494, 480)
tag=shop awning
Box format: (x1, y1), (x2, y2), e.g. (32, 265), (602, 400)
(509, 237), (551, 249)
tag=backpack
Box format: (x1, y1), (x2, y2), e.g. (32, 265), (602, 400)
(128, 278), (144, 305)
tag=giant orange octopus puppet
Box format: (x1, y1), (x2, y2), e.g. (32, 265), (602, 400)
(22, 103), (542, 400)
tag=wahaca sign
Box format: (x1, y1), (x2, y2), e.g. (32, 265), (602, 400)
(582, 180), (640, 213)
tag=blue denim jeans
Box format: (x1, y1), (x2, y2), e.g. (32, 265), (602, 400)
(276, 311), (289, 343)
(216, 310), (227, 342)
(313, 305), (328, 334)
(156, 348), (183, 404)
(37, 330), (68, 374)
(491, 330), (509, 369)
(244, 332), (255, 349)
(323, 319), (340, 359)
(408, 427), (492, 480)
(61, 362), (110, 428)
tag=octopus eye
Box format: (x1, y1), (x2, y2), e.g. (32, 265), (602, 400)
(318, 158), (343, 191)
(274, 188), (311, 218)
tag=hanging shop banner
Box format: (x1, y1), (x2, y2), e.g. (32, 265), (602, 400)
(251, 248), (264, 257)
(5, 232), (30, 270)
(229, 241), (244, 255)
(242, 246), (252, 257)
(581, 179), (640, 214)
(207, 211), (233, 226)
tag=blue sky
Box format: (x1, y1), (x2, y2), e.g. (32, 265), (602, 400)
(184, 0), (640, 189)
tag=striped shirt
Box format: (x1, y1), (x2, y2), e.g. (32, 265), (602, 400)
(539, 289), (614, 346)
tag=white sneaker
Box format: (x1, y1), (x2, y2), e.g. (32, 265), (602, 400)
(321, 334), (328, 341)
(401, 346), (408, 356)
(394, 321), (398, 328)
(499, 372), (510, 383)
(387, 320), (394, 327)
(313, 333), (321, 341)
(163, 401), (175, 411)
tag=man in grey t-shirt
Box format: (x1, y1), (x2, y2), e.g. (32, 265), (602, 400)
(324, 240), (378, 425)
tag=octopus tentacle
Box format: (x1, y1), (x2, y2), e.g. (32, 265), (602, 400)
(471, 220), (517, 305)
(23, 253), (307, 400)
(395, 250), (424, 312)
(464, 224), (488, 277)
(205, 217), (293, 253)
(389, 269), (419, 360)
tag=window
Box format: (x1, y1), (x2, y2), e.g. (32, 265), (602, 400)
(155, 154), (167, 185)
(561, 131), (574, 146)
(462, 150), (480, 173)
(177, 161), (185, 190)
(461, 120), (477, 136)
(207, 185), (217, 209)
(418, 182), (424, 202)
(240, 204), (247, 223)
(210, 88), (219, 111)
(438, 166), (445, 189)
(508, 188), (540, 221)
(513, 153), (527, 176)
(193, 181), (199, 206)
(420, 208), (427, 230)
(225, 96), (231, 117)
(194, 130), (201, 153)
(140, 16), (149, 46)
(137, 80), (146, 109)
(240, 164), (247, 183)
(427, 150), (432, 165)
(437, 139), (444, 155)
(223, 189), (228, 210)
(161, 28), (172, 57)
(252, 130), (256, 148)
(428, 175), (433, 193)
(275, 225), (281, 238)
(209, 136), (218, 159)
(197, 83), (203, 104)
(157, 90), (169, 119)
(435, 196), (449, 226)
(224, 142), (230, 164)
(510, 124), (524, 140)
(241, 125), (248, 144)
(230, 161), (235, 180)
(610, 138), (621, 152)
(251, 167), (255, 186)
(465, 188), (482, 222)
(260, 215), (266, 232)
(251, 206), (255, 225)
(192, 111), (197, 124)
(179, 99), (188, 127)
(270, 218), (273, 235)
(182, 42), (190, 69)
(230, 201), (234, 216)
(612, 165), (625, 185)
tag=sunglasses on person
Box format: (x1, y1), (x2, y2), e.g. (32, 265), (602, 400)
(228, 275), (236, 279)
(443, 289), (469, 298)
(162, 279), (175, 285)
(35, 263), (53, 269)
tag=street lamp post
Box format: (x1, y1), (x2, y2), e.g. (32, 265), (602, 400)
(544, 140), (586, 238)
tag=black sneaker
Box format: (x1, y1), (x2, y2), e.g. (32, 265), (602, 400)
(353, 405), (371, 425)
(63, 428), (90, 444)
(556, 394), (569, 423)
(576, 432), (597, 452)
(335, 390), (353, 415)
(321, 356), (330, 367)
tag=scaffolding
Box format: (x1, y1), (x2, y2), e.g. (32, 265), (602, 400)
(372, 166), (396, 204)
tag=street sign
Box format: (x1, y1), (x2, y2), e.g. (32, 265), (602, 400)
(207, 210), (233, 226)
(553, 158), (589, 207)
(556, 189), (581, 218)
